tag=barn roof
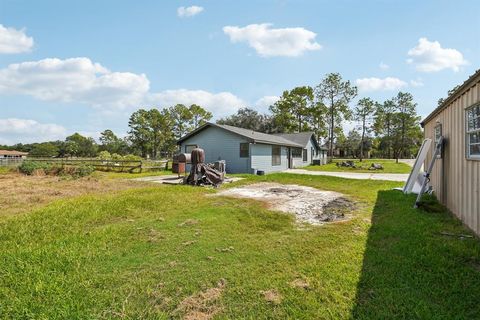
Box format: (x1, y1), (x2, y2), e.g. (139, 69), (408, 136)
(0, 149), (28, 156)
(422, 69), (480, 126)
(177, 123), (310, 148)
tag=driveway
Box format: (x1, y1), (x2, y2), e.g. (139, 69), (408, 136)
(284, 169), (409, 182)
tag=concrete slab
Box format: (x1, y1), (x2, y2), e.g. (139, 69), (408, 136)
(132, 175), (244, 185)
(283, 169), (408, 182)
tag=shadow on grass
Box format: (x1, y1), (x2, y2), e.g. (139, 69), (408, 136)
(352, 190), (480, 319)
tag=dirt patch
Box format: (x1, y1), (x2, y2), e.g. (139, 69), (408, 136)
(178, 219), (199, 227)
(290, 278), (310, 290)
(0, 172), (150, 218)
(215, 183), (354, 225)
(260, 289), (283, 305)
(176, 279), (226, 320)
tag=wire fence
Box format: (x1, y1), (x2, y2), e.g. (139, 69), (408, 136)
(0, 157), (170, 173)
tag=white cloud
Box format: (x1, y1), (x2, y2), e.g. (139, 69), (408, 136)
(223, 23), (321, 57)
(379, 62), (390, 70)
(0, 57), (149, 109)
(0, 24), (34, 54)
(356, 77), (408, 92)
(407, 38), (468, 72)
(177, 6), (204, 17)
(255, 95), (279, 110)
(0, 118), (67, 144)
(148, 89), (245, 117)
(410, 78), (424, 87)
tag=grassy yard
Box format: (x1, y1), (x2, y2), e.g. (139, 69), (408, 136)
(0, 172), (479, 319)
(306, 159), (412, 174)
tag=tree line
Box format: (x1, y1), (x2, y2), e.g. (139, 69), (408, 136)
(218, 73), (422, 161)
(1, 73), (422, 161)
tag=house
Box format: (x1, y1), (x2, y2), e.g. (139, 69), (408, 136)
(0, 150), (28, 159)
(421, 69), (480, 235)
(177, 123), (326, 174)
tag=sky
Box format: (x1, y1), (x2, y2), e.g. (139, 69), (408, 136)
(0, 0), (479, 144)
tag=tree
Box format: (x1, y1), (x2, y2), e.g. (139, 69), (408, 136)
(390, 92), (421, 162)
(128, 109), (153, 158)
(189, 104), (212, 128)
(217, 108), (275, 132)
(29, 142), (59, 157)
(354, 98), (375, 161)
(345, 130), (362, 158)
(374, 99), (396, 158)
(64, 133), (97, 157)
(99, 129), (128, 154)
(270, 86), (315, 133)
(315, 73), (357, 158)
(128, 109), (172, 159)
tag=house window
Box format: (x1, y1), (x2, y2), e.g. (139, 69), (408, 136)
(240, 143), (249, 158)
(303, 149), (308, 161)
(292, 148), (302, 158)
(272, 146), (281, 166)
(185, 144), (197, 153)
(466, 104), (480, 159)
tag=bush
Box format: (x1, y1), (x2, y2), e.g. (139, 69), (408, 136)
(18, 161), (52, 175)
(18, 161), (94, 178)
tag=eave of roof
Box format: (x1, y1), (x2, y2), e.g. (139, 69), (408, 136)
(176, 123), (304, 148)
(421, 69), (480, 127)
(0, 149), (29, 155)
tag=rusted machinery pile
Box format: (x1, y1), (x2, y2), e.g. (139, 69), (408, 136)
(173, 147), (225, 187)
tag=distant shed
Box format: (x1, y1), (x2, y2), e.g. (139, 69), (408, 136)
(421, 69), (480, 235)
(0, 150), (28, 159)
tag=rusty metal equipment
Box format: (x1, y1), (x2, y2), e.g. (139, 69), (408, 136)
(172, 153), (191, 175)
(185, 147), (225, 187)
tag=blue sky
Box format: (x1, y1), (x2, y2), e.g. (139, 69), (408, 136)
(0, 0), (479, 144)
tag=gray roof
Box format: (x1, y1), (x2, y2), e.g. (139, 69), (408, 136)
(177, 123), (305, 147)
(272, 132), (314, 147)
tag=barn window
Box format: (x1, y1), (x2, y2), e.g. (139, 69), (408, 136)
(185, 145), (197, 153)
(292, 148), (302, 158)
(466, 104), (480, 159)
(272, 146), (281, 166)
(434, 123), (442, 159)
(303, 149), (308, 161)
(239, 143), (249, 158)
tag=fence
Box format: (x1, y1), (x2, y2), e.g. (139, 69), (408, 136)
(0, 158), (24, 167)
(0, 157), (169, 173)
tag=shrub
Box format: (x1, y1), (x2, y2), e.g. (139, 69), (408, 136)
(18, 161), (94, 178)
(74, 164), (95, 178)
(18, 161), (52, 175)
(97, 151), (112, 160)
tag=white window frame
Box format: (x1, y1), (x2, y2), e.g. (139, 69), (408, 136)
(466, 103), (480, 160)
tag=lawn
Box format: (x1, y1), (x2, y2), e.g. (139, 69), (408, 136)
(0, 172), (479, 319)
(306, 159), (412, 174)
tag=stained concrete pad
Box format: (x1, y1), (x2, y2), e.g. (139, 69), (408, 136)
(214, 182), (354, 225)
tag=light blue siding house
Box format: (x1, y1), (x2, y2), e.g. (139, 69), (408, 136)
(177, 123), (326, 174)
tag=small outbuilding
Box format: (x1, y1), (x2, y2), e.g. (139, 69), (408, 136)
(421, 69), (480, 235)
(177, 123), (326, 174)
(0, 150), (28, 159)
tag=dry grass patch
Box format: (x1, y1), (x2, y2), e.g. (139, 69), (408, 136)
(260, 289), (283, 305)
(176, 279), (227, 320)
(0, 172), (149, 218)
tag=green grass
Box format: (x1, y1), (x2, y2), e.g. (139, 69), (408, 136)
(0, 174), (479, 319)
(306, 159), (412, 174)
(92, 169), (174, 179)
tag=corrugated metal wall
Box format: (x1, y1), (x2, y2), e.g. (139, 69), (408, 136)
(424, 80), (480, 235)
